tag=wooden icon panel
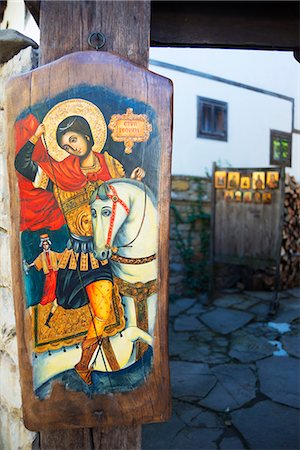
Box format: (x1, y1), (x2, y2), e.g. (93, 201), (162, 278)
(6, 51), (172, 430)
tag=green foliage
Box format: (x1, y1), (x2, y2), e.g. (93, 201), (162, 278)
(171, 178), (210, 297)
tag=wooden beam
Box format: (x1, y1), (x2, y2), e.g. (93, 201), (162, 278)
(39, 0), (150, 67)
(150, 1), (300, 51)
(26, 1), (300, 52)
(37, 1), (151, 448)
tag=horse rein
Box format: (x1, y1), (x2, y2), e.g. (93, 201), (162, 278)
(99, 182), (156, 265)
(105, 184), (130, 248)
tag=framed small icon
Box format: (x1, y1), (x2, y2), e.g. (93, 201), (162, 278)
(234, 191), (242, 202)
(266, 171), (279, 189)
(243, 192), (252, 203)
(253, 192), (262, 204)
(227, 172), (240, 189)
(215, 171), (227, 189)
(224, 190), (234, 202)
(240, 175), (251, 190)
(262, 193), (272, 204)
(252, 172), (265, 190)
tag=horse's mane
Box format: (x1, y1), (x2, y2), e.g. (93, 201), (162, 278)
(91, 178), (157, 206)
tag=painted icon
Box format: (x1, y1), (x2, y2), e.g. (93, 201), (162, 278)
(253, 192), (262, 204)
(243, 192), (252, 203)
(252, 172), (265, 190)
(224, 190), (234, 202)
(215, 171), (227, 189)
(14, 92), (158, 398)
(262, 192), (272, 204)
(234, 191), (242, 202)
(240, 175), (251, 190)
(227, 172), (240, 189)
(266, 171), (279, 189)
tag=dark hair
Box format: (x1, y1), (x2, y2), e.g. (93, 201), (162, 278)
(56, 115), (94, 148)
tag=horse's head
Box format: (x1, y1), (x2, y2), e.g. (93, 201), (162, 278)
(90, 182), (130, 261)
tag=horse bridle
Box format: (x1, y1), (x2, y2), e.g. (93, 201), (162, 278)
(97, 183), (156, 265)
(104, 184), (130, 249)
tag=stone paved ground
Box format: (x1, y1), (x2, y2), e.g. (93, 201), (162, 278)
(142, 288), (300, 450)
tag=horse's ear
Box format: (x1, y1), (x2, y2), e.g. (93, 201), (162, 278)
(90, 188), (98, 205)
(97, 183), (110, 200)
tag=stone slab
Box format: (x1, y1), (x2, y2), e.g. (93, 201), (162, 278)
(244, 290), (274, 301)
(213, 295), (247, 308)
(273, 308), (300, 324)
(142, 411), (185, 449)
(174, 428), (222, 450)
(185, 303), (206, 315)
(286, 287), (300, 298)
(220, 436), (245, 449)
(200, 308), (254, 335)
(214, 294), (259, 310)
(256, 356), (300, 408)
(199, 364), (256, 412)
(168, 332), (193, 359)
(231, 400), (300, 450)
(229, 334), (274, 363)
(282, 334), (300, 358)
(170, 361), (217, 400)
(169, 298), (196, 317)
(174, 315), (206, 332)
(177, 402), (224, 429)
(249, 302), (270, 318)
(231, 297), (259, 311)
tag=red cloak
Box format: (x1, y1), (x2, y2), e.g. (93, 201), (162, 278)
(15, 114), (111, 231)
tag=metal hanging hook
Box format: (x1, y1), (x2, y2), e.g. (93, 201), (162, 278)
(88, 32), (106, 51)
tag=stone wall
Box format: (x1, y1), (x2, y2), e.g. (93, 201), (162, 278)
(169, 175), (212, 299)
(0, 47), (38, 450)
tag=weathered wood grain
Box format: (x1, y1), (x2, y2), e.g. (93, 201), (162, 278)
(39, 1), (150, 68)
(151, 1), (300, 51)
(214, 169), (282, 262)
(6, 51), (172, 432)
(25, 1), (300, 52)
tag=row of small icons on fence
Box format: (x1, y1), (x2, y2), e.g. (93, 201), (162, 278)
(223, 190), (272, 204)
(215, 170), (279, 191)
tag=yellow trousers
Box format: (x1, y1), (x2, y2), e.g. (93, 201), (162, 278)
(85, 280), (113, 340)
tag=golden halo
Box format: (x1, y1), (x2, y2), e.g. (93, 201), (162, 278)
(42, 99), (107, 162)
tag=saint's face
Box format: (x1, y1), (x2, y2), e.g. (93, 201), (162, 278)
(60, 131), (90, 157)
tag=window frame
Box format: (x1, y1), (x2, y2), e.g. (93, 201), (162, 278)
(269, 129), (292, 167)
(197, 96), (228, 141)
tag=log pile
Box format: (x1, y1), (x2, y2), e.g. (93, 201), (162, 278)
(280, 174), (300, 289)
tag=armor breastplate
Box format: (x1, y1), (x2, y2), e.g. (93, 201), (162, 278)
(54, 180), (103, 236)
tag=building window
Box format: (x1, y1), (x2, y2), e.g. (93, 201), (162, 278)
(197, 97), (228, 141)
(270, 130), (292, 167)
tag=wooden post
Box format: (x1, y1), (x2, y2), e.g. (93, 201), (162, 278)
(269, 166), (286, 315)
(37, 1), (150, 448)
(39, 0), (150, 68)
(208, 161), (216, 304)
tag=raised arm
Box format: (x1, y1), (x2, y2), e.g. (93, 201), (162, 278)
(15, 124), (45, 181)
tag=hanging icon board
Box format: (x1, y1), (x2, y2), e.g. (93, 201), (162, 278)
(6, 51), (172, 430)
(209, 164), (285, 301)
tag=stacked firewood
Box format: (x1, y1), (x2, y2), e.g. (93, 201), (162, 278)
(280, 174), (300, 288)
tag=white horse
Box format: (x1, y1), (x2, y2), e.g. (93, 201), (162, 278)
(90, 178), (158, 372)
(32, 180), (157, 390)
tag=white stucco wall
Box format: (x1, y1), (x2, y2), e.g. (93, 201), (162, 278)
(150, 48), (300, 180)
(0, 0), (40, 44)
